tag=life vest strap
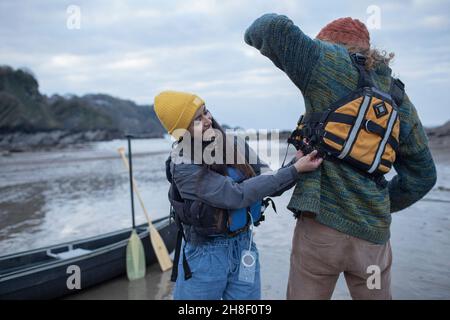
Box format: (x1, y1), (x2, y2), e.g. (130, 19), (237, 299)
(390, 78), (405, 107)
(350, 53), (374, 88)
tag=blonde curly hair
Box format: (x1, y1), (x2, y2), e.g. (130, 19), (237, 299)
(346, 45), (395, 70)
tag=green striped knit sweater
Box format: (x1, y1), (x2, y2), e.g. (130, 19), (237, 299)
(245, 13), (437, 244)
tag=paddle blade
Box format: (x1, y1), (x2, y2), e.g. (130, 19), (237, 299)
(126, 229), (146, 281)
(149, 226), (173, 272)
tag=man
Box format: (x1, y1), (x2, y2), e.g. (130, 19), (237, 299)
(244, 14), (437, 299)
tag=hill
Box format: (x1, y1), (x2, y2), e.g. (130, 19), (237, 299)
(0, 66), (165, 151)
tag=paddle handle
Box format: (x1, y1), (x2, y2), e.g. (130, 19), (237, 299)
(126, 137), (136, 229)
(118, 147), (173, 272)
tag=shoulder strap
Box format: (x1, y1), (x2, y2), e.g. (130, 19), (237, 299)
(166, 156), (184, 202)
(167, 161), (192, 282)
(390, 77), (405, 107)
(350, 53), (374, 88)
(170, 226), (192, 282)
(165, 156), (173, 183)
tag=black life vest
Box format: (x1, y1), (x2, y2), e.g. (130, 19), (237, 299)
(165, 156), (275, 281)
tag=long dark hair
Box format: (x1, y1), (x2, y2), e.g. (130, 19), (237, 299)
(180, 118), (256, 179)
(209, 118), (255, 178)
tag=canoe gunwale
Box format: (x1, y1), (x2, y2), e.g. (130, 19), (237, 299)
(0, 216), (173, 281)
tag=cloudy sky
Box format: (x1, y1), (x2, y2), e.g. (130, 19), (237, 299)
(1, 0), (449, 129)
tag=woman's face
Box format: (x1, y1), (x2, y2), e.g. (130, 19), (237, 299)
(188, 105), (213, 139)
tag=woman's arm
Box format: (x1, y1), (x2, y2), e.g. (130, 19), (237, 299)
(229, 135), (302, 199)
(173, 163), (299, 210)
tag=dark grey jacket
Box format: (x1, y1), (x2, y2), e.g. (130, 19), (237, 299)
(168, 138), (300, 243)
(170, 139), (299, 211)
(171, 161), (299, 210)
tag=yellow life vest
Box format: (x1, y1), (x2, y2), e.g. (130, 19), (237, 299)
(288, 53), (405, 177)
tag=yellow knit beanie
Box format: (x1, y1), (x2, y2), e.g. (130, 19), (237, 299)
(154, 91), (205, 139)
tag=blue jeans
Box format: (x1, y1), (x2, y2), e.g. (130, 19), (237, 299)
(173, 230), (261, 300)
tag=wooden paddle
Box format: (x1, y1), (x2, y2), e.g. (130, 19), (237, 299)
(123, 137), (146, 281)
(118, 147), (173, 272)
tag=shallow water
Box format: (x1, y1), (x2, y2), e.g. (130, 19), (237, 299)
(1, 138), (449, 299)
(0, 139), (173, 254)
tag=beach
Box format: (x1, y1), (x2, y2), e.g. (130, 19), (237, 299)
(0, 138), (449, 299)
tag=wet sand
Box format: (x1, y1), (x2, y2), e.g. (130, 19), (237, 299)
(1, 139), (449, 300)
(65, 188), (450, 300)
(67, 147), (450, 300)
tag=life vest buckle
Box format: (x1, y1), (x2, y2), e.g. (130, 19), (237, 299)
(364, 119), (373, 133)
(353, 52), (367, 66)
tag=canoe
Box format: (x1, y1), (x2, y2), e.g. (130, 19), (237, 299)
(0, 215), (177, 300)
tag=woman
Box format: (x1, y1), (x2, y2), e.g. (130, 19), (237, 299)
(154, 90), (322, 300)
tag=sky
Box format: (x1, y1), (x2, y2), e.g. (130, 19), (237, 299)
(1, 0), (449, 130)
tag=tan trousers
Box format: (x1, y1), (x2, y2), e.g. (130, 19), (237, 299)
(287, 214), (392, 300)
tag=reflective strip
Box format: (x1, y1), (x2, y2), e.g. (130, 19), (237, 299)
(372, 87), (393, 103)
(338, 94), (372, 159)
(368, 109), (398, 174)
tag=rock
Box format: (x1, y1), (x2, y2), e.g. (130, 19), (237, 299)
(426, 121), (450, 138)
(0, 66), (166, 146)
(0, 130), (124, 151)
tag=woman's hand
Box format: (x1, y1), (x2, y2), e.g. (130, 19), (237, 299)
(295, 149), (304, 160)
(294, 150), (323, 173)
(294, 138), (310, 160)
